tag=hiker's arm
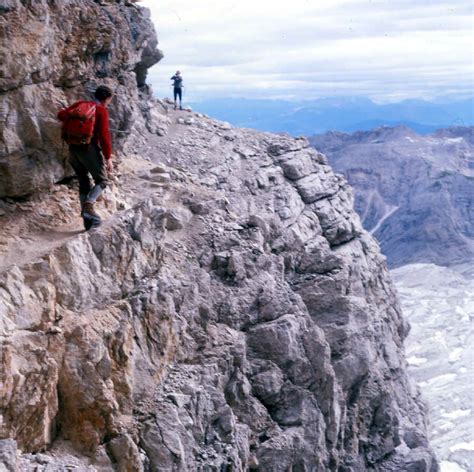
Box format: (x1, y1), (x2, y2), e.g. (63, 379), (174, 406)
(106, 158), (114, 174)
(96, 107), (112, 160)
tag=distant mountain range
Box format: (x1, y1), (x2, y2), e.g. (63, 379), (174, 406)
(310, 125), (474, 267)
(190, 97), (474, 136)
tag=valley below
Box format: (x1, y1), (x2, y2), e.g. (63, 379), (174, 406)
(312, 125), (474, 472)
(393, 264), (473, 472)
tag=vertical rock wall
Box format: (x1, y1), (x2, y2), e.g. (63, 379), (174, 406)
(0, 0), (162, 197)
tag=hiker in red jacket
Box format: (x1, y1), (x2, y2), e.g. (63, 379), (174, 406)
(58, 85), (114, 229)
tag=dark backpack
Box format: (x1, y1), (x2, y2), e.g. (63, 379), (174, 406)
(60, 101), (97, 145)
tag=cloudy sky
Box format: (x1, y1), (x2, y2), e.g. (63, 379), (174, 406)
(141, 0), (473, 103)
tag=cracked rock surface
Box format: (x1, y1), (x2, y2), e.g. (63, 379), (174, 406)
(1, 102), (438, 470)
(0, 1), (438, 471)
(0, 0), (162, 198)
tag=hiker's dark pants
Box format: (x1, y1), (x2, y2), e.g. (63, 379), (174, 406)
(173, 87), (182, 102)
(69, 143), (108, 203)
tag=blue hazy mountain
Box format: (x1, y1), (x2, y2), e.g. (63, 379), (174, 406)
(310, 125), (474, 268)
(189, 97), (474, 135)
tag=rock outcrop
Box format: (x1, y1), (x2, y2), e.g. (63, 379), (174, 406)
(0, 0), (162, 198)
(0, 2), (438, 471)
(1, 113), (439, 470)
(310, 126), (474, 268)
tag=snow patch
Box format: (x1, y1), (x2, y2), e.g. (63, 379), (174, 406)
(419, 373), (457, 387)
(393, 263), (473, 468)
(449, 348), (464, 362)
(440, 461), (466, 472)
(369, 204), (399, 236)
(407, 355), (428, 366)
(435, 419), (455, 432)
(450, 441), (474, 452)
(442, 409), (471, 420)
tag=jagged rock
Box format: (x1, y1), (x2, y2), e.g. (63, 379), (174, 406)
(278, 149), (324, 180)
(0, 0), (162, 198)
(267, 136), (309, 156)
(293, 171), (339, 203)
(46, 326), (62, 335)
(145, 105), (171, 136)
(106, 434), (143, 472)
(150, 163), (168, 174)
(165, 208), (192, 230)
(0, 2), (439, 472)
(138, 170), (170, 184)
(0, 439), (17, 472)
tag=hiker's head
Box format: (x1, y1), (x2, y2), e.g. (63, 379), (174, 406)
(95, 85), (113, 105)
(176, 70), (181, 76)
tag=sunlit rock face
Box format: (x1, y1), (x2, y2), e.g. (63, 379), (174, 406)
(0, 0), (162, 198)
(310, 126), (474, 268)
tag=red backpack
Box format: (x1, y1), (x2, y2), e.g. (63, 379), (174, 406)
(60, 101), (97, 145)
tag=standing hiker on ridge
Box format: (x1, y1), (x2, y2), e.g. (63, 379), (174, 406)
(170, 70), (183, 110)
(57, 85), (114, 230)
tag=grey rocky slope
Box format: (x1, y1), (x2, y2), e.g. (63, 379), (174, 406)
(1, 1), (438, 471)
(1, 105), (438, 471)
(310, 126), (474, 267)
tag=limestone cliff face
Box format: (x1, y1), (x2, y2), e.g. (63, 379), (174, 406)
(0, 0), (162, 198)
(0, 2), (437, 471)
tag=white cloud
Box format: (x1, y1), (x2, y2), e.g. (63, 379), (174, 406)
(140, 0), (474, 102)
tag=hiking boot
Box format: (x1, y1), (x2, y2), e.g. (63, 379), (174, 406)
(82, 201), (102, 231)
(83, 217), (93, 231)
(179, 106), (183, 110)
(82, 201), (100, 219)
(83, 214), (101, 231)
